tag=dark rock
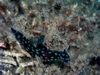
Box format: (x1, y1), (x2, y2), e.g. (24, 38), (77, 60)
(0, 71), (2, 75)
(86, 32), (94, 40)
(89, 57), (96, 65)
(54, 3), (61, 11)
(96, 56), (100, 66)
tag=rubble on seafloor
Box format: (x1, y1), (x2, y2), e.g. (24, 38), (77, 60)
(0, 0), (100, 75)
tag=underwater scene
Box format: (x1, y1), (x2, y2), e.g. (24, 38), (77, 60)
(0, 0), (100, 75)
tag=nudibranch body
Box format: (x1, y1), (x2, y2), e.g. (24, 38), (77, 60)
(11, 28), (70, 67)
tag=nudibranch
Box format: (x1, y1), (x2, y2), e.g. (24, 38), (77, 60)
(11, 28), (70, 67)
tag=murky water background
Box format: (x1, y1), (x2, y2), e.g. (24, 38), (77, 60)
(0, 0), (100, 75)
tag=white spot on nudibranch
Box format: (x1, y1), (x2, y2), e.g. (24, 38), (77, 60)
(42, 48), (45, 50)
(41, 51), (44, 53)
(42, 54), (45, 56)
(48, 51), (52, 54)
(36, 49), (38, 51)
(62, 54), (65, 56)
(51, 57), (54, 58)
(17, 35), (20, 38)
(36, 51), (39, 54)
(25, 41), (27, 44)
(55, 53), (58, 55)
(32, 49), (34, 52)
